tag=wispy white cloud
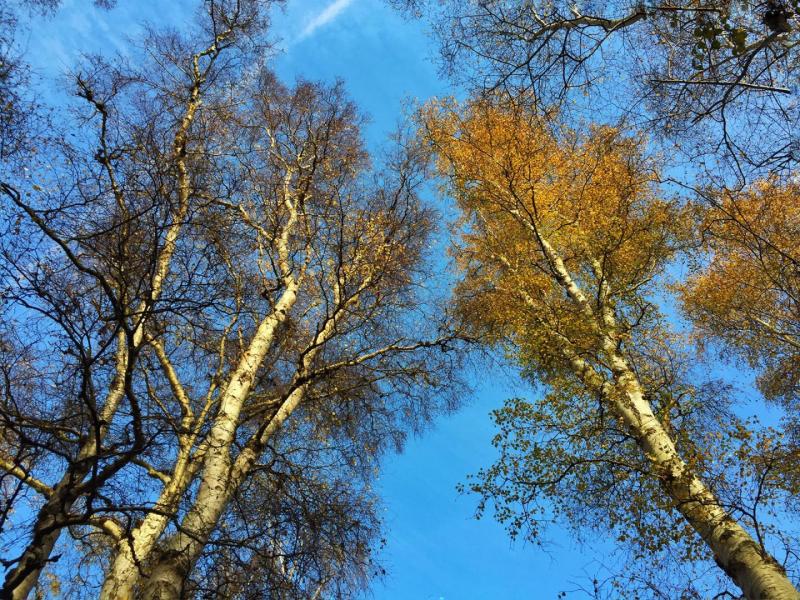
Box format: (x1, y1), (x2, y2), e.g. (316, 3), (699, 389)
(298, 0), (356, 40)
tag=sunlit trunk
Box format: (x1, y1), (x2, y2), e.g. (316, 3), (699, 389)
(1, 338), (130, 600)
(140, 382), (310, 598)
(3, 82), (200, 597)
(99, 446), (201, 600)
(557, 237), (799, 600)
(605, 351), (799, 600)
(140, 282), (351, 598)
(130, 279), (300, 597)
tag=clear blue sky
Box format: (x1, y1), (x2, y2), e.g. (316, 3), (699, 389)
(22, 2), (627, 597)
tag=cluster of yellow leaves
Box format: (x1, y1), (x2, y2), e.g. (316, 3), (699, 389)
(678, 178), (800, 403)
(431, 97), (800, 592)
(421, 97), (691, 367)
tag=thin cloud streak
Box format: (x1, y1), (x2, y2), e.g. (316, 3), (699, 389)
(298, 0), (355, 40)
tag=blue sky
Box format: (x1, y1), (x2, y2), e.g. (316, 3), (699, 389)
(21, 1), (623, 597)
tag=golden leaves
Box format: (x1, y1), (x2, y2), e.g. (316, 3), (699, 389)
(422, 97), (689, 367)
(678, 178), (800, 403)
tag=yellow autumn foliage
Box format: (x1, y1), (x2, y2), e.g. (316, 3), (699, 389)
(421, 97), (691, 367)
(423, 97), (800, 600)
(679, 178), (800, 403)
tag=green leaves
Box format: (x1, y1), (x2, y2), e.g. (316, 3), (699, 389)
(690, 14), (751, 71)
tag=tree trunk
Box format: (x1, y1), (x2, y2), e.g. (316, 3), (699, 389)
(139, 381), (310, 599)
(122, 280), (300, 597)
(2, 83), (200, 597)
(99, 446), (201, 600)
(2, 477), (80, 600)
(537, 226), (800, 600)
(1, 340), (131, 600)
(605, 351), (799, 600)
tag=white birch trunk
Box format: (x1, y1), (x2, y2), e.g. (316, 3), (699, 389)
(127, 278), (300, 598)
(98, 445), (202, 600)
(139, 277), (355, 598)
(532, 225), (800, 600)
(604, 351), (799, 600)
(1, 75), (203, 600)
(141, 383), (309, 599)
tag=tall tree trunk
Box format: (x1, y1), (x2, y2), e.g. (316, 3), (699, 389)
(100, 146), (314, 597)
(0, 61), (207, 598)
(546, 235), (800, 600)
(605, 351), (799, 600)
(140, 384), (309, 599)
(121, 279), (301, 598)
(98, 446), (201, 600)
(1, 340), (131, 600)
(138, 281), (354, 598)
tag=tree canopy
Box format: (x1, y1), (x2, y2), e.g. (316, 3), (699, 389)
(0, 2), (460, 598)
(0, 1), (799, 599)
(400, 0), (800, 180)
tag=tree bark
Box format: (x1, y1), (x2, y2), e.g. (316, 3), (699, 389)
(115, 278), (300, 597)
(139, 382), (310, 599)
(540, 230), (800, 600)
(138, 275), (358, 598)
(1, 340), (130, 600)
(604, 352), (799, 600)
(98, 445), (202, 600)
(1, 72), (203, 597)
